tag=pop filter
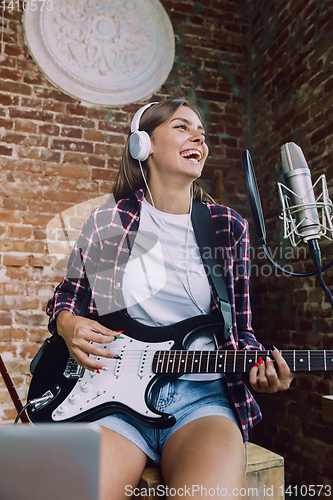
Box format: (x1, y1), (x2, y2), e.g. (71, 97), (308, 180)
(241, 150), (266, 246)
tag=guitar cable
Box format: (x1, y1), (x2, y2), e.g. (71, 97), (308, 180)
(14, 394), (55, 425)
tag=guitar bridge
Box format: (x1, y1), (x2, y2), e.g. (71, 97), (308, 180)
(63, 357), (84, 379)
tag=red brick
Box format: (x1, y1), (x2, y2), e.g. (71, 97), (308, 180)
(22, 213), (52, 227)
(20, 97), (43, 110)
(5, 266), (42, 281)
(0, 211), (21, 223)
(23, 73), (47, 86)
(3, 254), (29, 267)
(43, 100), (67, 114)
(61, 127), (83, 139)
(29, 255), (51, 267)
(40, 150), (61, 162)
(1, 132), (26, 144)
(0, 118), (14, 129)
(66, 104), (87, 116)
(14, 120), (38, 134)
(63, 152), (86, 164)
(87, 108), (110, 120)
(33, 227), (47, 240)
(0, 312), (12, 325)
(0, 93), (19, 106)
(98, 121), (130, 135)
(91, 168), (117, 182)
(4, 44), (23, 57)
(3, 409), (17, 421)
(0, 80), (32, 96)
(4, 198), (28, 211)
(39, 124), (60, 136)
(94, 144), (123, 156)
(88, 155), (106, 168)
(34, 87), (77, 103)
(51, 139), (93, 153)
(27, 200), (53, 213)
(44, 189), (91, 204)
(9, 108), (53, 122)
(0, 67), (21, 81)
(45, 165), (90, 179)
(8, 226), (32, 239)
(107, 158), (120, 170)
(3, 240), (45, 253)
(56, 115), (94, 128)
(0, 145), (13, 156)
(83, 130), (105, 142)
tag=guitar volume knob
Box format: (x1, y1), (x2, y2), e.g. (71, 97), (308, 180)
(80, 381), (93, 393)
(69, 393), (81, 404)
(56, 405), (68, 415)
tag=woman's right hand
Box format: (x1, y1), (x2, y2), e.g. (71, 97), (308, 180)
(56, 311), (121, 372)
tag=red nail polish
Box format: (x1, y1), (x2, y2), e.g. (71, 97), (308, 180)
(254, 362), (258, 367)
(259, 357), (264, 365)
(96, 369), (100, 374)
(116, 331), (123, 333)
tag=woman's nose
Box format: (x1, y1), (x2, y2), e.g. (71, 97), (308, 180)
(191, 130), (204, 143)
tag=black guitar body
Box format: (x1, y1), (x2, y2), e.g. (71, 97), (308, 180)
(27, 311), (224, 428)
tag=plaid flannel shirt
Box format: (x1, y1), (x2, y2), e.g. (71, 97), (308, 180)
(47, 188), (265, 440)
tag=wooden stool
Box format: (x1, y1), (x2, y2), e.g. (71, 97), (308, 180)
(138, 443), (284, 499)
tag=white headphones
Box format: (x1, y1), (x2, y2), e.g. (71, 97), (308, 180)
(129, 102), (158, 161)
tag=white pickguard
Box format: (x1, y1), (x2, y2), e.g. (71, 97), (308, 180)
(52, 334), (174, 422)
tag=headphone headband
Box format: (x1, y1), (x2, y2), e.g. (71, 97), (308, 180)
(130, 102), (158, 133)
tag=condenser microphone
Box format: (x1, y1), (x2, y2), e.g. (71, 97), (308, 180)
(280, 142), (320, 242)
(242, 147), (333, 310)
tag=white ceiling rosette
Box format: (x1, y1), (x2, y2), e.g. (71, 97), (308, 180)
(24, 0), (175, 105)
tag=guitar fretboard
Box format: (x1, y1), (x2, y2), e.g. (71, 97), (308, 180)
(152, 349), (333, 374)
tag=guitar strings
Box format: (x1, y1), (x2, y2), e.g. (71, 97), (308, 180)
(81, 350), (333, 373)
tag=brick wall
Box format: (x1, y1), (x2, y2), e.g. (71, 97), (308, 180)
(0, 0), (249, 420)
(248, 0), (333, 491)
(2, 0), (333, 491)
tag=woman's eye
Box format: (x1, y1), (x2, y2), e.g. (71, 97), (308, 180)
(176, 125), (187, 131)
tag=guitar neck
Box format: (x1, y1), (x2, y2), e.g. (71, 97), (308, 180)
(152, 349), (333, 374)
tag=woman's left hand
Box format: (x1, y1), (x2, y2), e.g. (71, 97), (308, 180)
(249, 348), (292, 393)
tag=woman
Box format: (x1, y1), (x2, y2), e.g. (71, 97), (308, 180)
(47, 98), (291, 499)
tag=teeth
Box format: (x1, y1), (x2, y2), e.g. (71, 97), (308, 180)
(180, 150), (202, 161)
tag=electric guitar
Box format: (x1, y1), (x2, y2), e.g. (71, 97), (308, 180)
(27, 311), (333, 428)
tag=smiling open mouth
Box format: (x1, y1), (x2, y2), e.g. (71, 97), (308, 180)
(180, 150), (202, 161)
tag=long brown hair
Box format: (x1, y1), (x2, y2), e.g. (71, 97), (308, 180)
(112, 98), (214, 202)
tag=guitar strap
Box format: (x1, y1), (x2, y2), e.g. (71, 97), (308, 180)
(191, 200), (233, 340)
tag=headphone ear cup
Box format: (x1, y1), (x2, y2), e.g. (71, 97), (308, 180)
(129, 130), (151, 161)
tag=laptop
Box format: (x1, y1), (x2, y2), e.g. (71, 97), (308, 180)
(0, 423), (100, 500)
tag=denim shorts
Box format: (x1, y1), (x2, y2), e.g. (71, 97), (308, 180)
(92, 377), (240, 463)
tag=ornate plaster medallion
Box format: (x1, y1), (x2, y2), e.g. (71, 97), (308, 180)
(24, 0), (175, 105)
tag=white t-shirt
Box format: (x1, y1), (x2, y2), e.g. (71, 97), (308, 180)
(123, 198), (222, 380)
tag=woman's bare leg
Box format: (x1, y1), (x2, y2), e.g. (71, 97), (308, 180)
(99, 426), (148, 500)
(161, 416), (245, 500)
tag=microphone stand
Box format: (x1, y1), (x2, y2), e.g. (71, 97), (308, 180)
(0, 355), (30, 424)
(307, 239), (333, 310)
